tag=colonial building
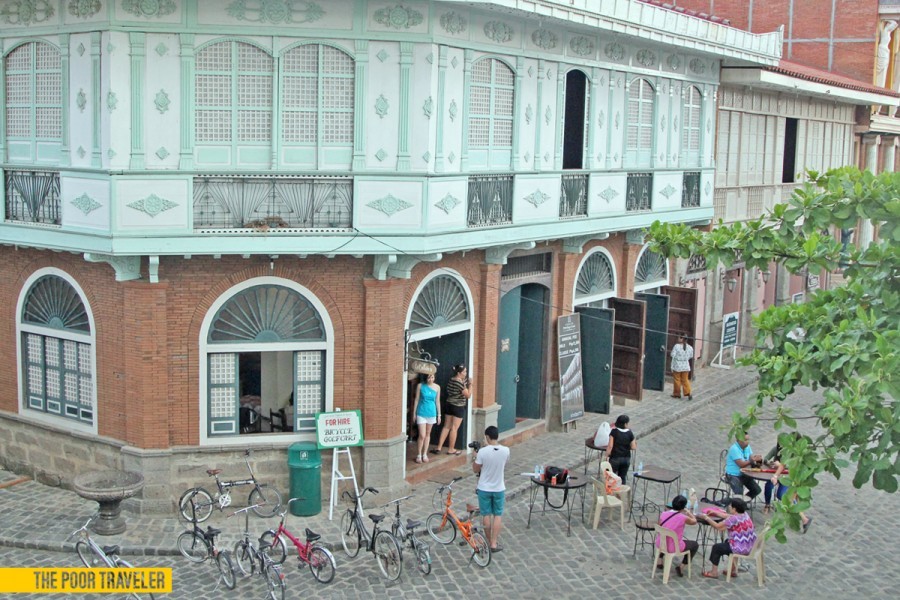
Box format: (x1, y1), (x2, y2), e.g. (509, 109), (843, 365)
(0, 0), (781, 511)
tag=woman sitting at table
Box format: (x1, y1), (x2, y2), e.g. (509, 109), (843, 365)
(700, 497), (757, 579)
(607, 414), (636, 483)
(655, 495), (698, 577)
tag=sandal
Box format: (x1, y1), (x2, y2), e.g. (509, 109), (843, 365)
(415, 455), (422, 464)
(448, 450), (462, 456)
(422, 454), (429, 463)
(702, 571), (718, 579)
(429, 448), (440, 454)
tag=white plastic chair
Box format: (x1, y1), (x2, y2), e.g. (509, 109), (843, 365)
(590, 475), (625, 530)
(651, 525), (692, 584)
(600, 460), (632, 507)
(726, 529), (766, 587)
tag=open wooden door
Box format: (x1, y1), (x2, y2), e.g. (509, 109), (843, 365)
(636, 292), (670, 391)
(662, 285), (698, 378)
(575, 306), (614, 414)
(608, 298), (645, 401)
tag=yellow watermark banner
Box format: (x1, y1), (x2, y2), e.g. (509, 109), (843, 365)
(0, 568), (171, 593)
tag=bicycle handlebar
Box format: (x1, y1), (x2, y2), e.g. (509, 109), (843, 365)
(341, 487), (379, 503)
(384, 495), (413, 506)
(67, 514), (98, 540)
(287, 497), (307, 505)
(228, 503), (264, 516)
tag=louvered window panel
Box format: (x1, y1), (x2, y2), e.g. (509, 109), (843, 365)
(5, 41), (62, 144)
(468, 58), (514, 150)
(682, 86), (702, 156)
(626, 79), (654, 158)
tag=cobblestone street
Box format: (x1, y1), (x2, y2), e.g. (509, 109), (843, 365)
(1, 383), (892, 599)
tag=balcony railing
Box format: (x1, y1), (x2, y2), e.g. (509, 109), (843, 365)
(626, 172), (652, 211)
(682, 171), (701, 208)
(467, 174), (513, 227)
(560, 173), (589, 218)
(714, 183), (804, 223)
(4, 170), (61, 225)
(192, 176), (353, 229)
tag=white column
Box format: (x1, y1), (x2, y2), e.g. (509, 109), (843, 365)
(884, 137), (897, 173)
(859, 135), (881, 247)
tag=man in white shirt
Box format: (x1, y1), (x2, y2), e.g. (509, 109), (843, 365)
(473, 426), (509, 552)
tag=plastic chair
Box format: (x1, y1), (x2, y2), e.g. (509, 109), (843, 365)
(726, 528), (767, 587)
(590, 475), (625, 531)
(651, 525), (692, 584)
(600, 460), (632, 507)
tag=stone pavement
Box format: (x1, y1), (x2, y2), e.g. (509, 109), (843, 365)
(2, 375), (896, 599)
(0, 365), (756, 557)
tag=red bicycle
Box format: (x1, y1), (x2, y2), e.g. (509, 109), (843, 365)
(260, 498), (336, 584)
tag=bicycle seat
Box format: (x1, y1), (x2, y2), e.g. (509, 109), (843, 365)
(304, 528), (320, 542)
(206, 469), (222, 476)
(466, 503), (478, 514)
(368, 514), (385, 524)
(406, 519), (422, 530)
(101, 545), (120, 555)
(204, 526), (221, 538)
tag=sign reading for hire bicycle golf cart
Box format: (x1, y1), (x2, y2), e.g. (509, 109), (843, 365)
(316, 410), (364, 449)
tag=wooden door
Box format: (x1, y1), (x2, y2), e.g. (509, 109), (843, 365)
(662, 285), (698, 378)
(608, 298), (645, 401)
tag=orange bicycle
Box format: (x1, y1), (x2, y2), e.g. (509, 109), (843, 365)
(425, 477), (491, 567)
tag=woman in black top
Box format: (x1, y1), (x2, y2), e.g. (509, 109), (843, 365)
(433, 364), (471, 455)
(607, 414), (636, 481)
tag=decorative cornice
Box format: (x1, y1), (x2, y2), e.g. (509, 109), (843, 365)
(373, 4), (423, 29)
(83, 253), (141, 281)
(225, 0), (324, 24)
(122, 0), (176, 18)
(485, 242), (536, 265)
(563, 233), (610, 254)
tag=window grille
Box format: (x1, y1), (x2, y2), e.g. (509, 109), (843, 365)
(575, 253), (615, 302)
(282, 44), (354, 146)
(193, 176), (352, 229)
(626, 78), (654, 163)
(626, 172), (652, 212)
(467, 174), (513, 227)
(5, 41), (62, 144)
(501, 253), (552, 279)
(4, 170), (61, 224)
(468, 58), (514, 149)
(682, 86), (702, 159)
(682, 172), (701, 208)
(208, 284), (326, 343)
(410, 275), (470, 331)
(686, 254), (707, 274)
(636, 249), (668, 286)
(560, 173), (589, 218)
(294, 350), (324, 432)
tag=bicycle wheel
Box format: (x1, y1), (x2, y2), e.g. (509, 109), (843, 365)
(414, 541), (432, 575)
(469, 530), (491, 568)
(178, 488), (214, 523)
(425, 512), (456, 545)
(232, 540), (256, 576)
(340, 511), (361, 558)
(373, 531), (403, 582)
(431, 487), (448, 511)
(117, 559), (157, 599)
(263, 563), (286, 600)
(176, 531), (208, 563)
(308, 546), (336, 584)
(214, 550), (236, 590)
(249, 485), (283, 518)
(75, 540), (101, 568)
(259, 530), (287, 564)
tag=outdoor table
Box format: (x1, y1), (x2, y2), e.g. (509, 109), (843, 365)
(526, 475), (587, 537)
(631, 465), (682, 518)
(692, 502), (726, 570)
(583, 436), (607, 476)
(741, 467), (779, 483)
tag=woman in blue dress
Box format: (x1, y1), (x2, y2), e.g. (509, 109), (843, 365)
(412, 373), (441, 463)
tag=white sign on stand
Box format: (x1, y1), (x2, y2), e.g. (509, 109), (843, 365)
(315, 409), (364, 520)
(711, 312), (739, 369)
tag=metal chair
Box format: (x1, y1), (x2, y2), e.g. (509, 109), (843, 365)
(632, 509), (660, 557)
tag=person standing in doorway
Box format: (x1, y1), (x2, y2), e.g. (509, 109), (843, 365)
(434, 364), (471, 455)
(412, 373), (441, 464)
(670, 335), (694, 400)
(473, 426), (509, 552)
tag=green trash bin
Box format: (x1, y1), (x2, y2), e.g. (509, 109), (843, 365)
(288, 442), (322, 516)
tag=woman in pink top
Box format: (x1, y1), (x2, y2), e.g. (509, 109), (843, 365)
(655, 495), (699, 577)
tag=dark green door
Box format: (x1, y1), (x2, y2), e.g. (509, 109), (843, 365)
(517, 284), (546, 420)
(420, 331), (470, 448)
(636, 292), (670, 391)
(575, 306), (614, 414)
(496, 287), (521, 432)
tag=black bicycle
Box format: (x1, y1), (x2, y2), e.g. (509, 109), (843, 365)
(178, 449), (282, 522)
(175, 493), (237, 590)
(385, 494), (432, 575)
(230, 504), (285, 600)
(340, 487), (403, 581)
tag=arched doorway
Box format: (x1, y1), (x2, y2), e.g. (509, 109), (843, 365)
(404, 272), (474, 463)
(496, 283), (548, 432)
(573, 249), (618, 414)
(634, 246), (671, 391)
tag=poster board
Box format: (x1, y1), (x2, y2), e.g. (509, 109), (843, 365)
(711, 311), (739, 369)
(557, 314), (585, 424)
(316, 410), (364, 449)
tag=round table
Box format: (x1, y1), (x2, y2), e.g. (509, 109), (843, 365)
(526, 475), (587, 537)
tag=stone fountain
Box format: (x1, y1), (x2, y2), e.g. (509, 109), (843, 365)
(72, 470), (144, 536)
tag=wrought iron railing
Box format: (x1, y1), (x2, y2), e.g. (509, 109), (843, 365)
(467, 174), (513, 227)
(192, 176), (353, 229)
(4, 170), (61, 225)
(681, 171), (701, 208)
(501, 253), (552, 279)
(626, 172), (652, 211)
(559, 173), (588, 218)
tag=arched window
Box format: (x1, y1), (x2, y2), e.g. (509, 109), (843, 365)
(626, 78), (654, 167)
(682, 85), (702, 165)
(204, 283), (329, 437)
(281, 44), (354, 163)
(468, 58), (514, 168)
(574, 250), (617, 307)
(409, 275), (470, 332)
(194, 41), (273, 162)
(634, 247), (669, 293)
(19, 274), (94, 425)
(5, 41), (61, 162)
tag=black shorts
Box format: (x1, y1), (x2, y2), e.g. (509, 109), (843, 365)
(445, 403), (466, 419)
